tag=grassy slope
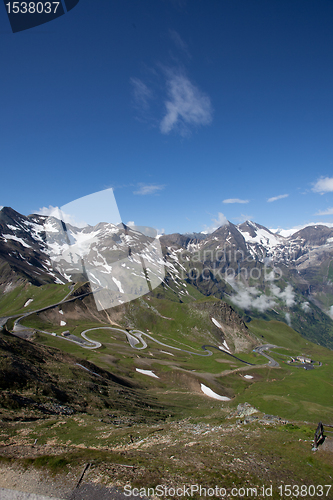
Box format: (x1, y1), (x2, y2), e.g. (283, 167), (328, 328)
(0, 282), (72, 316)
(18, 293), (333, 425)
(1, 299), (333, 492)
(243, 319), (333, 422)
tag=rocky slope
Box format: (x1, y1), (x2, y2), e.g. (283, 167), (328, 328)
(0, 327), (167, 423)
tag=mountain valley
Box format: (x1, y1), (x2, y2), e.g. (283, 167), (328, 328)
(1, 206), (333, 498)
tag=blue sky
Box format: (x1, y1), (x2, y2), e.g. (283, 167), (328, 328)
(1, 0), (333, 234)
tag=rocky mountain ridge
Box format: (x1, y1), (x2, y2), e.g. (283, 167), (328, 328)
(1, 207), (333, 348)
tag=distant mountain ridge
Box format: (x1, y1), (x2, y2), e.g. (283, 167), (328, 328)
(2, 206), (333, 349)
(2, 206), (333, 287)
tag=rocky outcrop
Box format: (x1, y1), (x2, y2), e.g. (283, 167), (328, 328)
(193, 301), (247, 332)
(191, 300), (256, 352)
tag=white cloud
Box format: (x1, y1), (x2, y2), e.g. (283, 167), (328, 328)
(126, 221), (135, 227)
(312, 177), (333, 194)
(285, 312), (291, 327)
(36, 205), (88, 228)
(214, 212), (228, 227)
(223, 198), (249, 204)
(202, 212), (228, 233)
(270, 284), (295, 307)
(328, 306), (333, 319)
(251, 294), (276, 313)
(315, 207), (333, 216)
(267, 194), (289, 203)
(131, 78), (153, 111)
(227, 279), (276, 312)
(301, 302), (311, 313)
(37, 205), (59, 217)
(160, 70), (213, 136)
(271, 221), (333, 237)
(264, 268), (281, 281)
(133, 184), (165, 195)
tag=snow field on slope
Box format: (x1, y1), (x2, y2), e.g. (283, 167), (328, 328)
(200, 384), (230, 401)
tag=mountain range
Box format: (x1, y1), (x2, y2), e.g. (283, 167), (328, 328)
(1, 206), (333, 348)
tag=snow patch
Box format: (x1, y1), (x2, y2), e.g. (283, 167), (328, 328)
(24, 299), (33, 308)
(244, 375), (253, 379)
(238, 226), (282, 249)
(222, 340), (230, 352)
(4, 282), (13, 293)
(218, 341), (231, 352)
(200, 384), (231, 401)
(2, 234), (32, 248)
(211, 317), (223, 329)
(112, 277), (124, 293)
(60, 320), (66, 326)
(136, 368), (159, 379)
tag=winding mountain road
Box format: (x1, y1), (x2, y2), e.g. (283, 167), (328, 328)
(1, 290), (280, 365)
(80, 328), (260, 365)
(253, 344), (279, 367)
(0, 287), (99, 349)
(81, 327), (212, 356)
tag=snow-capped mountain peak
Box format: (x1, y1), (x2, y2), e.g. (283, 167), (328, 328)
(237, 221), (284, 250)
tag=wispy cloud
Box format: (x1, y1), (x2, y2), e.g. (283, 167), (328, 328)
(267, 194), (289, 203)
(315, 207), (333, 215)
(133, 184), (165, 195)
(285, 312), (291, 327)
(227, 280), (295, 313)
(130, 77), (153, 111)
(160, 69), (213, 136)
(223, 198), (249, 204)
(270, 284), (295, 307)
(233, 214), (254, 223)
(169, 30), (191, 58)
(312, 177), (333, 194)
(202, 212), (228, 233)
